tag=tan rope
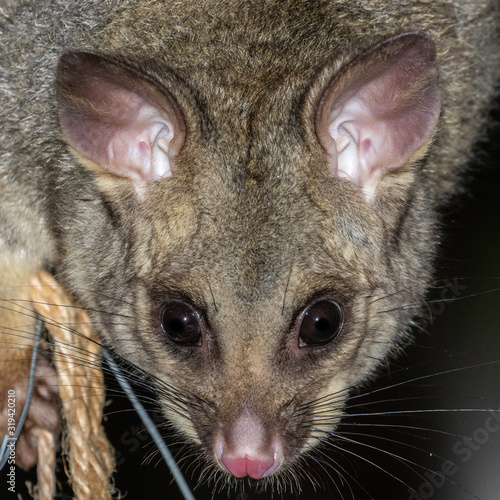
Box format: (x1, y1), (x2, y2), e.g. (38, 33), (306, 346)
(30, 270), (115, 499)
(34, 428), (56, 500)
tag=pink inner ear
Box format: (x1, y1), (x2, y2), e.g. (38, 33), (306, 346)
(57, 52), (185, 186)
(316, 33), (441, 199)
(101, 90), (176, 182)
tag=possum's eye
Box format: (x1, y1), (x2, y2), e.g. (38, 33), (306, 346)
(299, 299), (344, 347)
(159, 300), (202, 346)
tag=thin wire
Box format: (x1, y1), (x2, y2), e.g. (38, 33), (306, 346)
(0, 317), (43, 470)
(103, 348), (196, 500)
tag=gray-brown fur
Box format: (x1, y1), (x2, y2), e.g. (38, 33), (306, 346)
(0, 0), (498, 491)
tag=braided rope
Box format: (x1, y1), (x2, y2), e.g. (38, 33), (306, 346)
(34, 428), (56, 500)
(30, 271), (115, 499)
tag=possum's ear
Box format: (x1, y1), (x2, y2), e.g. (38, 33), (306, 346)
(57, 52), (185, 186)
(316, 33), (440, 200)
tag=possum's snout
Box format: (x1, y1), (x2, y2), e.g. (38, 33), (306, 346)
(214, 411), (283, 479)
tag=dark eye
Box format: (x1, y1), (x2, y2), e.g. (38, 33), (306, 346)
(159, 300), (202, 346)
(299, 299), (344, 347)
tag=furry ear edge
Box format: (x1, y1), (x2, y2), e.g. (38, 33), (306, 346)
(57, 52), (186, 186)
(316, 33), (441, 200)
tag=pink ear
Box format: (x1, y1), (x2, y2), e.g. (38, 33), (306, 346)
(57, 52), (185, 185)
(316, 33), (441, 199)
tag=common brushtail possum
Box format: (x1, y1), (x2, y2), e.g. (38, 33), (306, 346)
(0, 0), (499, 497)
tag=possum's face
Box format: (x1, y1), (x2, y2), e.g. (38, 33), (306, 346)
(55, 33), (440, 479)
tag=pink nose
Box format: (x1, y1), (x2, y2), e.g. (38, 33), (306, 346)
(214, 412), (282, 479)
(221, 455), (277, 479)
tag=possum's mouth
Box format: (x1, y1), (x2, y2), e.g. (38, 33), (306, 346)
(213, 411), (283, 479)
(156, 373), (349, 484)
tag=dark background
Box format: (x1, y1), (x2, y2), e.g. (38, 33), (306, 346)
(12, 108), (499, 500)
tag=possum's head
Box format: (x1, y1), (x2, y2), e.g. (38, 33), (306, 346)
(55, 33), (440, 481)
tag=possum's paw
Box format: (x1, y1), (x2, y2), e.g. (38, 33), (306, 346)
(1, 357), (59, 470)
